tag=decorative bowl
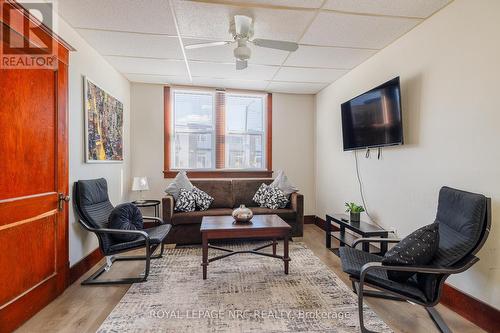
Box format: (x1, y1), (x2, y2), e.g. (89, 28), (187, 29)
(232, 204), (253, 223)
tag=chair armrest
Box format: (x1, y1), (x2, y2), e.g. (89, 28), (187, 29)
(78, 219), (150, 246)
(162, 195), (175, 224)
(352, 237), (402, 249)
(360, 256), (480, 277)
(143, 216), (163, 224)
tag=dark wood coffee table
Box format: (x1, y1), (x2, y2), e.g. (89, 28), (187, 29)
(200, 214), (292, 279)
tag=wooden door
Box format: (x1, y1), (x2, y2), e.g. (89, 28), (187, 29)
(0, 5), (70, 331)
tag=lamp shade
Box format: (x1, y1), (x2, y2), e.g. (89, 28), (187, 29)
(132, 176), (149, 191)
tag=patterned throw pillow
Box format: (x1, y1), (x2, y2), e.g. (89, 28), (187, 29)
(252, 183), (289, 209)
(263, 187), (289, 209)
(382, 222), (440, 282)
(192, 186), (214, 211)
(253, 183), (269, 206)
(174, 188), (196, 212)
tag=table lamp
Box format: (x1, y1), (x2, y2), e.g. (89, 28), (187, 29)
(132, 176), (149, 203)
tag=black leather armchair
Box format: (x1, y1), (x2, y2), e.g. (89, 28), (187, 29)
(74, 178), (171, 285)
(340, 187), (491, 333)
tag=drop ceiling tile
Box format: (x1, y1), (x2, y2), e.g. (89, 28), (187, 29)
(268, 81), (328, 94)
(172, 0), (314, 41)
(324, 0), (451, 18)
(285, 45), (377, 69)
(274, 67), (347, 83)
(235, 0), (323, 9)
(192, 77), (268, 91)
(125, 73), (192, 86)
(105, 56), (187, 76)
(301, 11), (421, 48)
(58, 0), (177, 34)
(185, 39), (289, 66)
(77, 29), (183, 59)
(190, 62), (278, 81)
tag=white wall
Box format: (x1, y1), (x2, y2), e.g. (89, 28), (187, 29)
(315, 0), (500, 308)
(272, 94), (316, 215)
(130, 84), (316, 215)
(53, 17), (131, 266)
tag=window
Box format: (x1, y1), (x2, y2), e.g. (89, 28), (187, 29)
(164, 87), (272, 178)
(171, 91), (215, 170)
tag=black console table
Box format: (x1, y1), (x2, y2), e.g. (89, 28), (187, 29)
(325, 213), (389, 256)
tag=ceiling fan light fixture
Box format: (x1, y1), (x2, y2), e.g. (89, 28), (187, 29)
(234, 44), (251, 61)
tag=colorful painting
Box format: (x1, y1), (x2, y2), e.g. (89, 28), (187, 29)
(84, 77), (123, 163)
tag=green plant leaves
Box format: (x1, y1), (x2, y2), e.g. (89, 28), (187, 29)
(345, 202), (365, 213)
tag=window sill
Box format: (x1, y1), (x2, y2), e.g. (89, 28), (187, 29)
(163, 170), (273, 179)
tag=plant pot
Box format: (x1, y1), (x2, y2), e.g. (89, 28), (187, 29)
(350, 212), (360, 222)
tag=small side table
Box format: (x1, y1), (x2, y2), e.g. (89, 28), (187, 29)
(132, 200), (161, 217)
(325, 213), (389, 256)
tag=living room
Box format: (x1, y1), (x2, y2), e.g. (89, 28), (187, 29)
(0, 0), (498, 332)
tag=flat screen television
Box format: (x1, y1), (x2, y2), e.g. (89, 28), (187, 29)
(341, 77), (403, 151)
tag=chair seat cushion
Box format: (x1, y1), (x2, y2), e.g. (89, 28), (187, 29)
(108, 203), (144, 242)
(108, 224), (171, 254)
(339, 247), (428, 302)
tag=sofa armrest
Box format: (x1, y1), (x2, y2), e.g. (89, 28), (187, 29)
(290, 192), (303, 213)
(290, 192), (304, 236)
(162, 195), (175, 224)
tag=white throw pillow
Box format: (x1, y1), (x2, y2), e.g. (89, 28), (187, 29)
(270, 170), (298, 196)
(165, 171), (193, 200)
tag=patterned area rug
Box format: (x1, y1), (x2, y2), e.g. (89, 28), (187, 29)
(98, 242), (392, 333)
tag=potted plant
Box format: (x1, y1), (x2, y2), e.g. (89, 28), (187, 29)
(345, 202), (365, 222)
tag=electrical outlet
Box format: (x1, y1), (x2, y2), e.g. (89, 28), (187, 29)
(387, 227), (398, 236)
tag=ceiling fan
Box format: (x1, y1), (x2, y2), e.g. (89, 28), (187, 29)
(184, 15), (299, 70)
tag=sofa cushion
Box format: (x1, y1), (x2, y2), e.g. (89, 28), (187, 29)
(250, 207), (296, 220)
(191, 180), (233, 208)
(171, 208), (234, 225)
(233, 179), (273, 208)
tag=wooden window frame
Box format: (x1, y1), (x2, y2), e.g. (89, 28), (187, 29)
(164, 86), (273, 178)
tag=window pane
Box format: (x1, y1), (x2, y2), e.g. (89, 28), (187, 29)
(226, 134), (263, 169)
(172, 91), (214, 170)
(173, 133), (213, 169)
(174, 92), (213, 131)
(226, 95), (263, 133)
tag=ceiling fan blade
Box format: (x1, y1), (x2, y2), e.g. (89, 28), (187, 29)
(252, 39), (298, 52)
(234, 15), (252, 36)
(236, 59), (248, 70)
(184, 41), (231, 50)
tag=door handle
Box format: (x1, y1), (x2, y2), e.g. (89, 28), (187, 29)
(58, 193), (70, 211)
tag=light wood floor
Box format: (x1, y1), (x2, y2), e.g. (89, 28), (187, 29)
(17, 224), (484, 333)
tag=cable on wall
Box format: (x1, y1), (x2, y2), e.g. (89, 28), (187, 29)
(354, 150), (383, 228)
